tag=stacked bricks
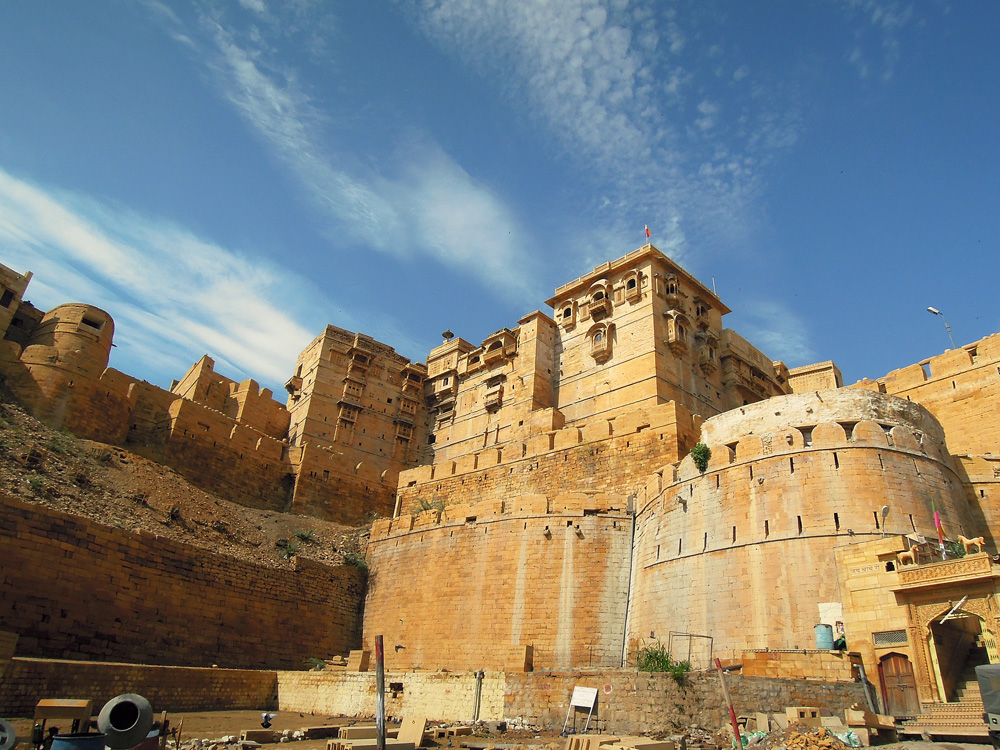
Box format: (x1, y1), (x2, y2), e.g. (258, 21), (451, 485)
(741, 650), (859, 682)
(0, 494), (364, 670)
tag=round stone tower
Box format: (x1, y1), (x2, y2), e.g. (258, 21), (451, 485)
(20, 303), (115, 378)
(15, 303), (129, 440)
(627, 389), (973, 661)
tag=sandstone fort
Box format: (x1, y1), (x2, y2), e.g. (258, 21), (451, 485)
(2, 245), (999, 732)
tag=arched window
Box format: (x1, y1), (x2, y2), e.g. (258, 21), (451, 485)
(593, 291), (605, 302)
(626, 278), (636, 291)
(594, 331), (603, 344)
(563, 306), (572, 319)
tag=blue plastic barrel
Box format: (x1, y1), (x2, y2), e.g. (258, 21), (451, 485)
(51, 733), (107, 750)
(814, 624), (834, 649)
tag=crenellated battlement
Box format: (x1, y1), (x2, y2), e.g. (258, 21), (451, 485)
(371, 490), (628, 541)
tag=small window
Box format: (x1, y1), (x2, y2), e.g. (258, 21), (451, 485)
(442, 376), (450, 386)
(563, 307), (572, 319)
(626, 279), (636, 291)
(81, 316), (103, 331)
(873, 630), (907, 646)
(0, 289), (14, 308)
(594, 331), (603, 344)
(593, 291), (605, 302)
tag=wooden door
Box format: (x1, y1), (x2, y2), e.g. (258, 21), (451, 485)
(880, 653), (920, 716)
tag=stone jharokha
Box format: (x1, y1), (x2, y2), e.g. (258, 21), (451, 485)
(2, 243), (999, 716)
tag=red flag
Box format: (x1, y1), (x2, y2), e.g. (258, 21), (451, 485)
(645, 224), (651, 239)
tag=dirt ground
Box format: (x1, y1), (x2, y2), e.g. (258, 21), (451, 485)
(0, 401), (369, 569)
(4, 711), (562, 750)
(4, 712), (994, 750)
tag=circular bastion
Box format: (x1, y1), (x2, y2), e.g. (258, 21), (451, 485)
(21, 303), (115, 379)
(627, 388), (974, 663)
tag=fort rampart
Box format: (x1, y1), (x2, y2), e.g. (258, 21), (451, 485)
(364, 495), (633, 672)
(855, 332), (1000, 456)
(627, 390), (975, 662)
(395, 401), (701, 515)
(0, 495), (364, 670)
(0, 659), (277, 716)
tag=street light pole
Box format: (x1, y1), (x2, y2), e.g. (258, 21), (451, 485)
(927, 307), (957, 349)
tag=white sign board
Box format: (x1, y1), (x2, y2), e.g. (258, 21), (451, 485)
(569, 686), (599, 709)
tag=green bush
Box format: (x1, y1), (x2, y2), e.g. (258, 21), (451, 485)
(415, 498), (444, 514)
(636, 642), (692, 685)
(690, 443), (711, 473)
(279, 540), (300, 559)
(343, 551), (368, 571)
(294, 528), (316, 542)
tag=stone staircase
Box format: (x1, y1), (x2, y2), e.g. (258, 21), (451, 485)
(901, 658), (989, 739)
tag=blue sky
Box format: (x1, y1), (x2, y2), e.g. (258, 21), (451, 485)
(0, 1), (996, 394)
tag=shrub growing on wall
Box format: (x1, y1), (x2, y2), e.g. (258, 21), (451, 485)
(636, 642), (691, 685)
(690, 443), (711, 473)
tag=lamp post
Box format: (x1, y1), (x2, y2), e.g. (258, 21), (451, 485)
(927, 307), (957, 349)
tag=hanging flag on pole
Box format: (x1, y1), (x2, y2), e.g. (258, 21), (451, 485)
(645, 224), (651, 243)
(930, 497), (947, 559)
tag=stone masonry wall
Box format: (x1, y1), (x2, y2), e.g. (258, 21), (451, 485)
(628, 391), (973, 664)
(504, 670), (869, 734)
(277, 670), (505, 723)
(0, 495), (364, 669)
(858, 333), (1000, 456)
(395, 401), (700, 515)
(276, 669), (867, 732)
(364, 500), (633, 672)
(0, 658), (278, 716)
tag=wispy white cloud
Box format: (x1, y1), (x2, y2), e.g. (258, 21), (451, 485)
(0, 166), (332, 388)
(237, 0), (267, 14)
(395, 0), (802, 264)
(836, 0), (916, 82)
(191, 12), (542, 305)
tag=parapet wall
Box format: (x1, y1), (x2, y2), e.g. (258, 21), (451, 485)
(0, 495), (364, 669)
(628, 390), (973, 663)
(395, 401), (700, 514)
(955, 454), (1000, 547)
(290, 443), (396, 523)
(856, 332), (1000, 456)
(1, 658), (277, 716)
(364, 495), (633, 672)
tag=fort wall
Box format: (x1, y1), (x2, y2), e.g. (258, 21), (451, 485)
(289, 442), (395, 523)
(627, 391), (973, 664)
(955, 454), (1000, 547)
(395, 401), (701, 515)
(856, 333), (1000, 456)
(0, 659), (277, 716)
(0, 266), (32, 338)
(0, 495), (364, 670)
(171, 355), (290, 440)
(364, 498), (633, 672)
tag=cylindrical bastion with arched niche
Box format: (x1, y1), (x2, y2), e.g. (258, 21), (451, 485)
(627, 389), (975, 663)
(14, 303), (131, 440)
(20, 303), (115, 378)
